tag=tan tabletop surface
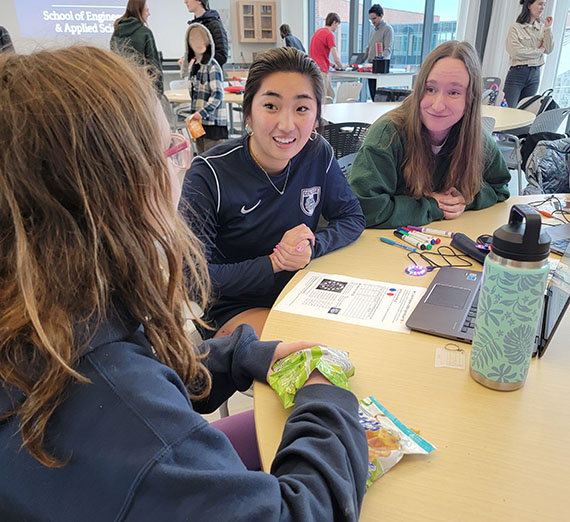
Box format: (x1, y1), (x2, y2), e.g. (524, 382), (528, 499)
(164, 89), (243, 105)
(254, 195), (570, 522)
(321, 102), (536, 132)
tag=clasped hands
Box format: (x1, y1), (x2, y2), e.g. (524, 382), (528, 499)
(270, 224), (315, 273)
(431, 187), (466, 220)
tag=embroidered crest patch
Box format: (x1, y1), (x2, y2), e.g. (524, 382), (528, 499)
(300, 186), (321, 216)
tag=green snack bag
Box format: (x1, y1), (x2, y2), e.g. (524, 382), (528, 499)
(269, 346), (354, 408)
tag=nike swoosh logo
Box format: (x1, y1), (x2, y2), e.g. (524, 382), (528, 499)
(240, 200), (262, 214)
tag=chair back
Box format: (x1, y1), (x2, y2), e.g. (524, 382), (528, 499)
(335, 81), (363, 103)
(337, 153), (357, 177)
(169, 79), (188, 90)
(528, 107), (570, 135)
(482, 116), (496, 134)
(482, 77), (501, 105)
(482, 76), (501, 91)
(318, 122), (370, 159)
(374, 88), (412, 102)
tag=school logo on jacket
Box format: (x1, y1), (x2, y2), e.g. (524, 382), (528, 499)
(300, 186), (321, 216)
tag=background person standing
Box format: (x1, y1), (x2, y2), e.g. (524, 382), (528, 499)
(309, 13), (344, 103)
(364, 4), (394, 100)
(111, 0), (163, 94)
(183, 0), (228, 68)
(280, 24), (305, 53)
(503, 0), (553, 108)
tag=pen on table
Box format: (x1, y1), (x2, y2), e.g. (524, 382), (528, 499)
(396, 229), (432, 250)
(406, 225), (454, 238)
(400, 226), (439, 244)
(394, 230), (427, 250)
(379, 236), (417, 252)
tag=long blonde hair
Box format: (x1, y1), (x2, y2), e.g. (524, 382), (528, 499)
(387, 40), (483, 202)
(0, 46), (211, 467)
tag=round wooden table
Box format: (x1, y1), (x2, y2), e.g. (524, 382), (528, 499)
(321, 102), (536, 132)
(254, 195), (570, 522)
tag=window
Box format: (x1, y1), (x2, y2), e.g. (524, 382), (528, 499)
(430, 1), (459, 50)
(553, 5), (570, 106)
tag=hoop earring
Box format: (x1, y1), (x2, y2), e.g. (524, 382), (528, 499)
(309, 129), (318, 141)
(245, 123), (254, 136)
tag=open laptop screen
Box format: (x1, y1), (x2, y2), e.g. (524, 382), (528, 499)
(350, 52), (365, 65)
(538, 243), (570, 357)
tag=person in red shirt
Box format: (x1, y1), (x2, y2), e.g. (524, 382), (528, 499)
(309, 12), (344, 102)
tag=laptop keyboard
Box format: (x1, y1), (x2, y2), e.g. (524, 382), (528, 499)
(460, 289), (480, 334)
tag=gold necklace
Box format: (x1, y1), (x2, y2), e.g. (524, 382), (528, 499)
(249, 142), (291, 196)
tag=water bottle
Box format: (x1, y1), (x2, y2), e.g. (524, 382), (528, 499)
(470, 205), (550, 391)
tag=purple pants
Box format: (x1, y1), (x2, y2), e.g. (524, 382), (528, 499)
(211, 409), (261, 471)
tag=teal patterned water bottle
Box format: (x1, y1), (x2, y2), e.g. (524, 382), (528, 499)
(470, 205), (550, 391)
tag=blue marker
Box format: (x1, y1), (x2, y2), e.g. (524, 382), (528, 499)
(380, 236), (417, 253)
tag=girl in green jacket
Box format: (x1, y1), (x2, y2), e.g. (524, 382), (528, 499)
(111, 0), (163, 94)
(348, 40), (510, 229)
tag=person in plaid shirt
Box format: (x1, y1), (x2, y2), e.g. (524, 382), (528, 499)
(180, 23), (228, 153)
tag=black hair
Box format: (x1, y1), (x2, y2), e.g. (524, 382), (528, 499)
(516, 0), (540, 25)
(325, 13), (341, 26)
(243, 47), (323, 126)
(280, 24), (291, 37)
(369, 4), (384, 17)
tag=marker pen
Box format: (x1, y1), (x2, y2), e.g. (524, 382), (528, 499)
(394, 230), (427, 250)
(397, 229), (432, 250)
(401, 227), (439, 245)
(406, 225), (454, 238)
(379, 236), (417, 252)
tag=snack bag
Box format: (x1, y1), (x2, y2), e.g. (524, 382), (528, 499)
(269, 346), (354, 408)
(186, 117), (206, 140)
(359, 396), (436, 488)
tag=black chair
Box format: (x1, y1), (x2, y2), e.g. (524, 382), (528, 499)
(374, 88), (412, 102)
(318, 122), (370, 159)
(337, 153), (357, 178)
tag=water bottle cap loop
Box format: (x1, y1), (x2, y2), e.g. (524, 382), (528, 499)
(491, 204), (550, 262)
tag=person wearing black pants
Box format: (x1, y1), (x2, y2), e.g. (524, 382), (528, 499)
(503, 0), (553, 108)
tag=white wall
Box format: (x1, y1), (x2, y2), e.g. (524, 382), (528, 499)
(0, 0), (308, 61)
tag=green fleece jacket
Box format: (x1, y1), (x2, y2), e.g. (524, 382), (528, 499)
(348, 118), (511, 228)
(111, 17), (163, 94)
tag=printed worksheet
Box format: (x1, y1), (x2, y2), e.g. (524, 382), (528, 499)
(274, 272), (426, 333)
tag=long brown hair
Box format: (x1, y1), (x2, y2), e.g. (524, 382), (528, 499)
(0, 46), (211, 467)
(516, 0), (542, 24)
(114, 0), (147, 30)
(385, 40), (483, 202)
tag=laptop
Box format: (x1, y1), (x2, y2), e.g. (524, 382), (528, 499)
(536, 242), (570, 357)
(406, 267), (482, 343)
(406, 244), (570, 355)
(544, 222), (570, 255)
(350, 52), (366, 65)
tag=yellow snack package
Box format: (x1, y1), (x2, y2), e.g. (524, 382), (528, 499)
(359, 396), (436, 488)
(186, 118), (206, 140)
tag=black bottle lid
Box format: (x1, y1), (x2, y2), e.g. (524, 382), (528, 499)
(491, 204), (551, 262)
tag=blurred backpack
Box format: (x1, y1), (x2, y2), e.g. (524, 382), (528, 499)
(517, 89), (559, 115)
(523, 137), (570, 195)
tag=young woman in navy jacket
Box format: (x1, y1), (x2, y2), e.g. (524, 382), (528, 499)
(181, 47), (365, 338)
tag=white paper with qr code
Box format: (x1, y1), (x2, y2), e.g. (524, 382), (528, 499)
(274, 272), (425, 332)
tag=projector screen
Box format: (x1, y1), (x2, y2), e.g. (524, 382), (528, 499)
(15, 0), (123, 39)
(1, 0), (219, 59)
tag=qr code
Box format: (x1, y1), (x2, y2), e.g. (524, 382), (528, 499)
(317, 279), (346, 293)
